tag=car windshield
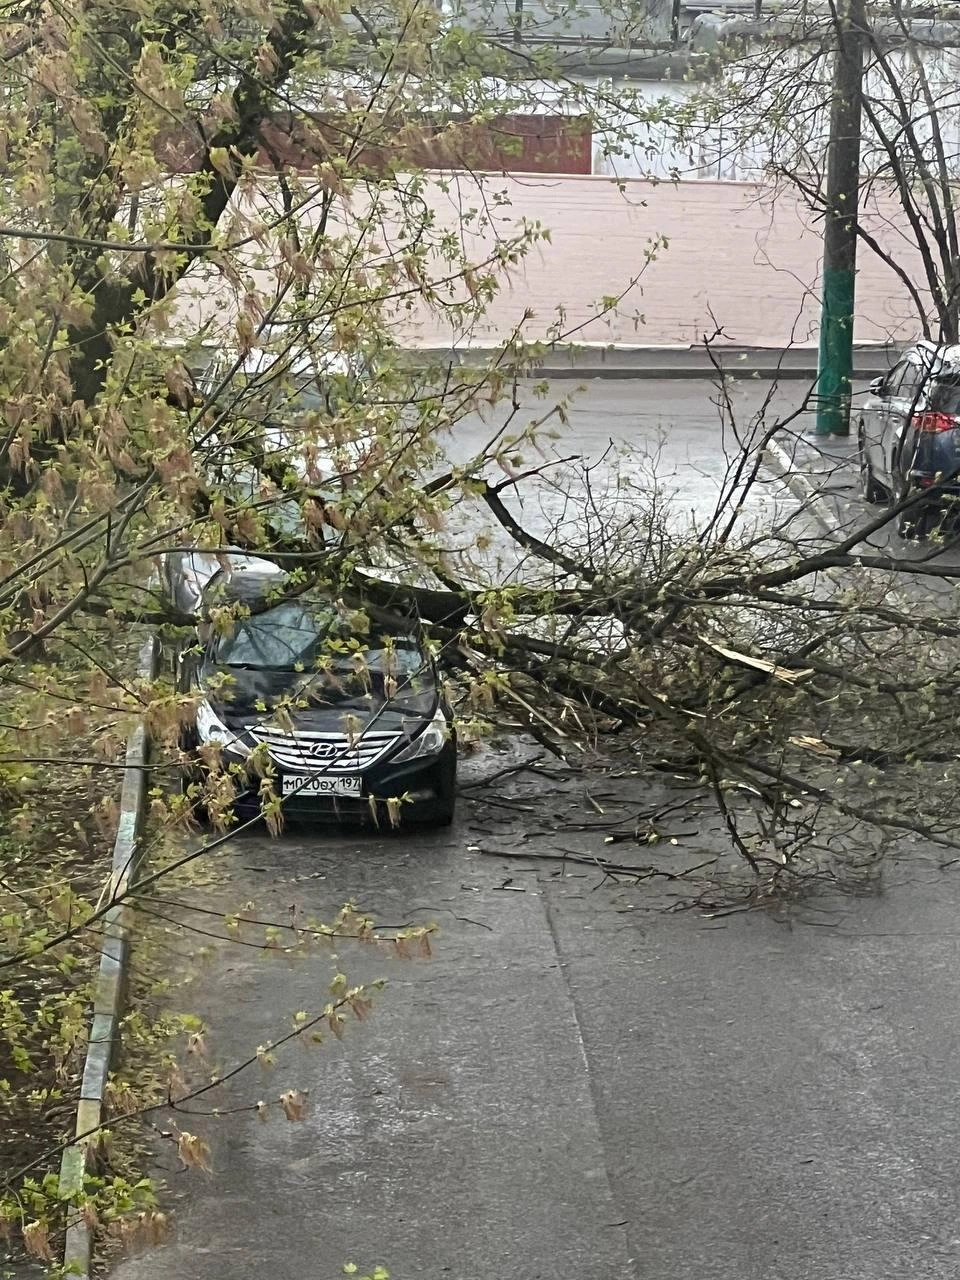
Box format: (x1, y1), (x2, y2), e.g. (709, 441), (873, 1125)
(211, 599), (428, 684)
(215, 602), (323, 669)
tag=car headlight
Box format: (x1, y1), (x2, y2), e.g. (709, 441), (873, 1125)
(392, 712), (449, 763)
(196, 699), (250, 757)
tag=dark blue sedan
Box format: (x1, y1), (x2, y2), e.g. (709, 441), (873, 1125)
(857, 340), (960, 538)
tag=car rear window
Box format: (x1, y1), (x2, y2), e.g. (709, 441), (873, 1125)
(929, 378), (960, 413)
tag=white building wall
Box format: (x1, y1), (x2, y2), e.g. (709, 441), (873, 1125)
(591, 80), (772, 181)
(589, 43), (960, 182)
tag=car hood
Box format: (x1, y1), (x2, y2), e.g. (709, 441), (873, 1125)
(201, 661), (439, 734)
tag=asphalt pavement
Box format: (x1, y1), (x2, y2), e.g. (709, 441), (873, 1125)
(444, 374), (813, 538)
(110, 379), (960, 1280)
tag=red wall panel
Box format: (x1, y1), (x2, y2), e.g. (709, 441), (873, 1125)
(155, 113), (592, 176)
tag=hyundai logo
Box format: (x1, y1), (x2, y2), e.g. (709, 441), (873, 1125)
(308, 741), (339, 760)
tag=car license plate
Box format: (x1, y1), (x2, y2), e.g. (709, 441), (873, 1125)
(282, 775), (362, 798)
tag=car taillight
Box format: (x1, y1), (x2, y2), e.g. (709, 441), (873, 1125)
(913, 411), (959, 433)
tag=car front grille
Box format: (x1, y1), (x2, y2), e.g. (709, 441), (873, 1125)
(245, 724), (400, 774)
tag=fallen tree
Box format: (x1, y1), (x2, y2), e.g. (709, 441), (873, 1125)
(4, 0), (960, 1268)
(0, 0), (680, 1264)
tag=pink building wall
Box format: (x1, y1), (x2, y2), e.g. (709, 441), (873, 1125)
(171, 175), (926, 352)
(396, 175), (925, 351)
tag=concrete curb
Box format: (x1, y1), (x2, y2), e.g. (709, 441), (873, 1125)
(407, 344), (898, 381)
(58, 635), (160, 1279)
(761, 436), (841, 538)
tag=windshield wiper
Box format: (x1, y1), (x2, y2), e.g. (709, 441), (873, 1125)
(220, 661), (278, 671)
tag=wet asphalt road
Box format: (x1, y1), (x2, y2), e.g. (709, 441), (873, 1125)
(115, 815), (960, 1280)
(443, 375), (811, 544)
(110, 379), (960, 1280)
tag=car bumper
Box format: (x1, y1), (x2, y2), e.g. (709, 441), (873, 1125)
(908, 470), (960, 497)
(222, 745), (456, 825)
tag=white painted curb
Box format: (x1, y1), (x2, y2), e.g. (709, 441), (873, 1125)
(58, 635), (160, 1278)
(762, 436), (841, 537)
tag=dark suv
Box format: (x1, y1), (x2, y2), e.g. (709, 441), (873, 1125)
(858, 341), (960, 538)
(168, 552), (456, 826)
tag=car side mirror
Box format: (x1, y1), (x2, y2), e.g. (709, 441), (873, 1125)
(869, 376), (885, 394)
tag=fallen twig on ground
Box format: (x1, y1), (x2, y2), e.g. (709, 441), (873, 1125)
(476, 846), (720, 882)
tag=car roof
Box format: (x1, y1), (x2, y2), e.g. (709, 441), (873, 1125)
(910, 340), (960, 373)
(229, 346), (353, 383)
(202, 556), (287, 601)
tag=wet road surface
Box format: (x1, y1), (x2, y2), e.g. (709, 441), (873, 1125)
(114, 785), (960, 1280)
(110, 378), (960, 1280)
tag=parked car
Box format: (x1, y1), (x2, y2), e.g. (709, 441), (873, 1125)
(857, 340), (960, 538)
(165, 551), (457, 826)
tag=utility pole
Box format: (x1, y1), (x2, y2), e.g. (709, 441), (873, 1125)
(816, 0), (866, 437)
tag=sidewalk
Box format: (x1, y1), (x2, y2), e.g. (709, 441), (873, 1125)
(407, 346), (896, 381)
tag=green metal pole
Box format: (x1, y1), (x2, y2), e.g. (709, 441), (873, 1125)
(817, 264), (857, 435)
(816, 0), (866, 437)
